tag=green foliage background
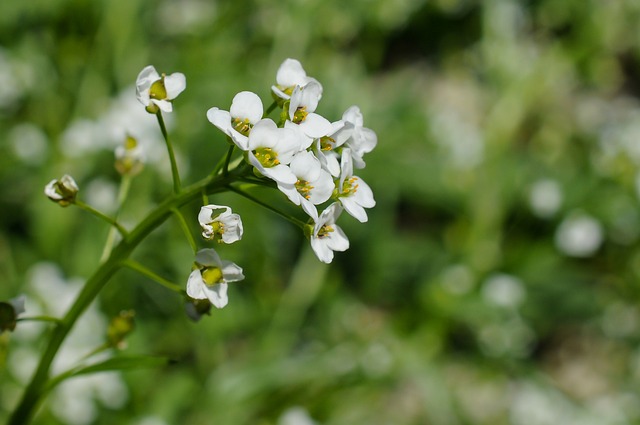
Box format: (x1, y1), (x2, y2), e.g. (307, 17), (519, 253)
(2, 0), (640, 424)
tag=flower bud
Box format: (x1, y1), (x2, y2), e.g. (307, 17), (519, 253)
(44, 175), (79, 207)
(115, 135), (145, 176)
(0, 295), (26, 333)
(106, 310), (135, 348)
(184, 297), (212, 322)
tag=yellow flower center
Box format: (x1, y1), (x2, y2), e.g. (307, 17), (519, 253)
(149, 75), (167, 100)
(292, 107), (308, 124)
(319, 136), (335, 151)
(232, 118), (252, 136)
(253, 147), (280, 168)
(202, 266), (224, 286)
(317, 224), (334, 239)
(295, 179), (313, 199)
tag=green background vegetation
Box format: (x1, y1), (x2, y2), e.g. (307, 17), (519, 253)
(2, 0), (640, 423)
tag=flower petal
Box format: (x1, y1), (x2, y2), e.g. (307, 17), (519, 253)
(220, 261), (244, 283)
(164, 72), (186, 99)
(186, 270), (207, 299)
(230, 91), (263, 124)
(205, 283), (229, 309)
(195, 248), (222, 268)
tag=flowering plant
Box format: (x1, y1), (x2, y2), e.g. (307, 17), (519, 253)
(4, 58), (376, 425)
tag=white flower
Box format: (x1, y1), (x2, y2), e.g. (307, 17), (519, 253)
(198, 204), (243, 243)
(206, 91), (263, 150)
(341, 106), (377, 168)
(335, 149), (375, 223)
(271, 58), (322, 101)
(45, 174), (79, 207)
(135, 65), (186, 114)
(554, 212), (603, 258)
(310, 202), (349, 264)
(247, 119), (300, 185)
(277, 151), (334, 220)
(288, 82), (332, 138)
(186, 249), (244, 309)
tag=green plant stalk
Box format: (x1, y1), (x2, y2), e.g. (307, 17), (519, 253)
(156, 111), (181, 194)
(228, 184), (306, 228)
(100, 174), (132, 262)
(8, 171), (237, 425)
(122, 259), (185, 295)
(74, 200), (128, 238)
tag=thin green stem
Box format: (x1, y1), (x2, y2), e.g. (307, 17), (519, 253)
(9, 171), (236, 425)
(100, 175), (131, 262)
(74, 200), (128, 238)
(156, 111), (181, 194)
(265, 101), (277, 116)
(222, 144), (235, 176)
(212, 143), (235, 176)
(227, 184), (306, 228)
(201, 189), (209, 206)
(16, 316), (63, 325)
(171, 207), (198, 253)
(122, 259), (184, 294)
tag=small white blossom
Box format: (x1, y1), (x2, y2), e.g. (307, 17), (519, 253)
(278, 151), (334, 220)
(247, 119), (300, 185)
(135, 65), (186, 114)
(271, 58), (322, 101)
(310, 202), (349, 264)
(186, 249), (244, 309)
(335, 149), (375, 223)
(288, 82), (332, 138)
(45, 174), (79, 207)
(341, 106), (377, 168)
(198, 204), (243, 243)
(207, 91), (263, 150)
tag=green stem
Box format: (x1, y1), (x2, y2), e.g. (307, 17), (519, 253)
(212, 143), (235, 176)
(265, 101), (277, 116)
(171, 207), (198, 254)
(100, 175), (131, 262)
(74, 200), (128, 238)
(156, 111), (181, 194)
(122, 259), (184, 294)
(16, 316), (63, 325)
(8, 171), (236, 425)
(227, 184), (306, 228)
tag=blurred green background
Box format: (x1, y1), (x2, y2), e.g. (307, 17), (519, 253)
(2, 0), (640, 424)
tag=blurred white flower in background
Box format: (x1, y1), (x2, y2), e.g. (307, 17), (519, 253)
(554, 212), (604, 257)
(9, 123), (49, 166)
(528, 179), (562, 218)
(278, 407), (318, 425)
(85, 178), (119, 215)
(481, 273), (526, 309)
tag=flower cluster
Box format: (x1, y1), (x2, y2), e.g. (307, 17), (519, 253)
(42, 59), (377, 312)
(208, 58), (377, 264)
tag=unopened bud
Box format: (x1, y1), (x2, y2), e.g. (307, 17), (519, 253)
(0, 295), (26, 333)
(106, 310), (135, 348)
(115, 135), (145, 176)
(184, 297), (212, 322)
(44, 174), (79, 207)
